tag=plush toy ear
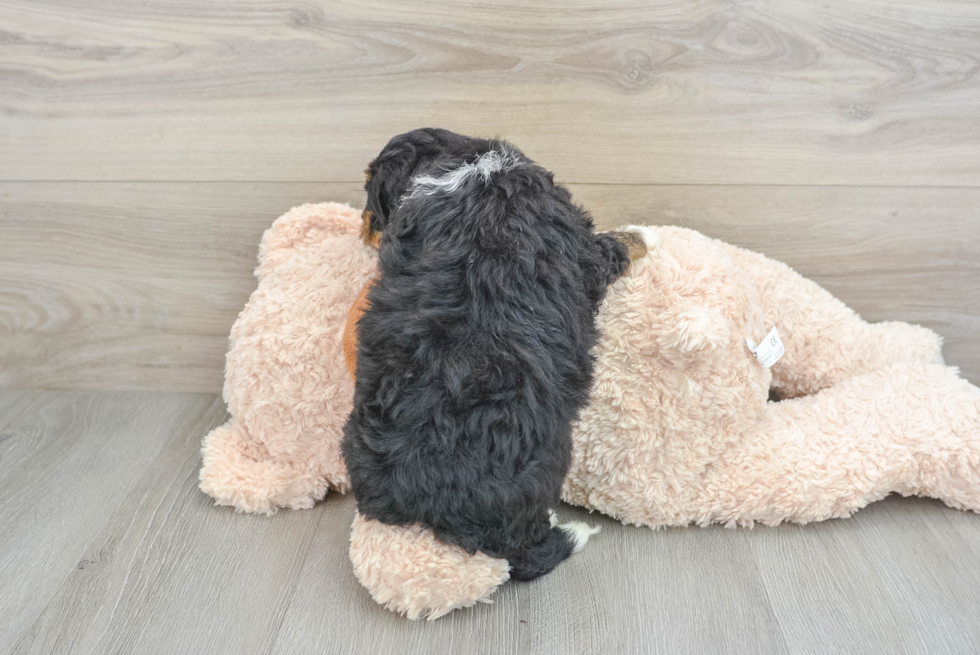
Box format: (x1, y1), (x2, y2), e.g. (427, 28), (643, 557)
(364, 149), (414, 232)
(656, 305), (731, 367)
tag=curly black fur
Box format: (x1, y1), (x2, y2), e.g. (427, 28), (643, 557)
(342, 128), (630, 581)
(361, 128), (495, 237)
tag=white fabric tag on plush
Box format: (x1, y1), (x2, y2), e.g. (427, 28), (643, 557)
(746, 326), (785, 368)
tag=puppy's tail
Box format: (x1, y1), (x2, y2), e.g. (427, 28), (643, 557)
(506, 520), (600, 582)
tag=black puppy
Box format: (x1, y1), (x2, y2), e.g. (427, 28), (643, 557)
(342, 128), (650, 580)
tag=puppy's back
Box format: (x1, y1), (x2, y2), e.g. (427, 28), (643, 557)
(343, 146), (602, 578)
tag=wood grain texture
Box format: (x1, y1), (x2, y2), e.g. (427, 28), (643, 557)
(272, 502), (789, 655)
(2, 182), (977, 391)
(1, 0), (979, 185)
(0, 181), (361, 392)
(0, 391), (226, 655)
(747, 498), (980, 655)
(4, 390), (980, 654)
(12, 406), (322, 655)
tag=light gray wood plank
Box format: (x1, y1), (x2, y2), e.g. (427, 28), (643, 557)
(271, 499), (788, 655)
(933, 498), (980, 562)
(0, 391), (224, 654)
(0, 181), (362, 392)
(4, 391), (980, 654)
(2, 182), (977, 392)
(0, 391), (33, 431)
(1, 0), (979, 185)
(12, 402), (328, 655)
(746, 496), (980, 655)
(858, 499), (980, 650)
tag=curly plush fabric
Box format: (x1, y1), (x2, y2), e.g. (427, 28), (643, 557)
(199, 203), (376, 513)
(562, 228), (977, 528)
(200, 203), (980, 620)
(349, 512), (510, 621)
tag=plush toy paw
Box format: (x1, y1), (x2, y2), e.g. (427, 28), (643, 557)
(199, 420), (331, 514)
(349, 513), (510, 621)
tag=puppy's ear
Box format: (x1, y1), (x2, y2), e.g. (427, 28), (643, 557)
(364, 127), (466, 238)
(596, 226), (661, 281)
(365, 150), (419, 231)
(582, 232), (631, 307)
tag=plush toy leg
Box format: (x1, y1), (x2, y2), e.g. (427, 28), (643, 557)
(701, 364), (980, 526)
(199, 419), (335, 514)
(722, 243), (944, 398)
(349, 514), (510, 620)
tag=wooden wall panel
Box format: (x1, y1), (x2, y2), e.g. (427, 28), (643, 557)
(2, 182), (976, 391)
(1, 0), (979, 185)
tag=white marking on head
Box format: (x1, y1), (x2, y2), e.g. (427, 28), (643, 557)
(405, 145), (524, 200)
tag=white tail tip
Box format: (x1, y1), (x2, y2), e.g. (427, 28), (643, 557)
(560, 522), (601, 553)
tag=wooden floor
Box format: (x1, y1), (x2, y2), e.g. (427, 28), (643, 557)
(0, 389), (978, 655)
(2, 1), (980, 653)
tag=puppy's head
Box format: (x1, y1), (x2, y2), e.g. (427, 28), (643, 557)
(362, 128), (485, 247)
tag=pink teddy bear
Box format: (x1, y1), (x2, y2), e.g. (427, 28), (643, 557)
(201, 203), (979, 620)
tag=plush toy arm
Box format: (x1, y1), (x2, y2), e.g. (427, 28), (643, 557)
(722, 242), (943, 398)
(199, 419), (335, 513)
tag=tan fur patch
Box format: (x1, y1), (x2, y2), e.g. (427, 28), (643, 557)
(360, 209), (381, 249)
(343, 278), (376, 383)
(609, 231), (648, 262)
